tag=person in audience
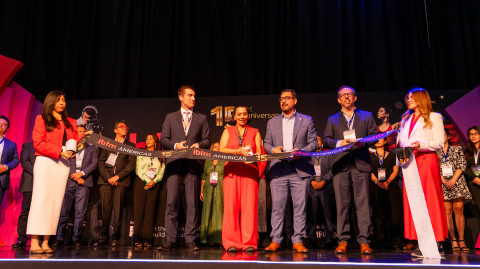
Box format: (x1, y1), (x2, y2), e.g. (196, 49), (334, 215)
(323, 86), (377, 255)
(369, 138), (403, 249)
(55, 125), (98, 247)
(95, 120), (136, 247)
(12, 142), (36, 248)
(0, 115), (20, 205)
(376, 107), (398, 152)
(220, 104), (262, 252)
(264, 89), (318, 253)
(27, 91), (86, 254)
(158, 85), (211, 251)
(464, 127), (480, 238)
(307, 136), (336, 249)
(199, 142), (226, 246)
(134, 133), (165, 248)
(396, 87), (448, 258)
(436, 128), (471, 252)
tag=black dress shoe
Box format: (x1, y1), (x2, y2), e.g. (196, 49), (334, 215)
(12, 241), (27, 249)
(93, 239), (106, 247)
(111, 240), (120, 247)
(186, 243), (199, 251)
(227, 247), (238, 252)
(244, 247), (255, 252)
(73, 240), (82, 247)
(52, 240), (63, 247)
(157, 241), (176, 251)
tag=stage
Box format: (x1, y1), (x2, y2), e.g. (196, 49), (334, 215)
(1, 247), (480, 269)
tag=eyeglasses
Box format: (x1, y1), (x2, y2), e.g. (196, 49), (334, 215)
(338, 92), (355, 98)
(279, 96), (296, 102)
(117, 125), (129, 130)
(0, 123), (8, 128)
(469, 132), (479, 137)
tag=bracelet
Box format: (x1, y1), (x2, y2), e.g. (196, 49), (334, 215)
(386, 181), (390, 185)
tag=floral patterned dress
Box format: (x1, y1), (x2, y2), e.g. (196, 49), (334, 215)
(436, 145), (472, 201)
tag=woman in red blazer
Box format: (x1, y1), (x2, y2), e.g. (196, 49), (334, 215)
(27, 91), (88, 254)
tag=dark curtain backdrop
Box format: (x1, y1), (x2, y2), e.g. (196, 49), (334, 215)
(0, 0), (479, 100)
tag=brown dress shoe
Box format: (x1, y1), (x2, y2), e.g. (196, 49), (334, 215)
(292, 243), (309, 253)
(265, 242), (281, 252)
(360, 244), (372, 254)
(335, 241), (348, 254)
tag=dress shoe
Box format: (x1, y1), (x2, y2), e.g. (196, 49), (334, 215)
(93, 239), (106, 247)
(244, 247), (256, 252)
(12, 241), (27, 249)
(227, 247), (238, 252)
(186, 242), (199, 251)
(292, 243), (309, 253)
(52, 240), (63, 247)
(265, 242), (281, 252)
(335, 241), (348, 254)
(411, 246), (423, 258)
(360, 244), (372, 254)
(438, 245), (445, 257)
(111, 240), (120, 247)
(157, 241), (176, 251)
(403, 243), (416, 250)
(73, 240), (82, 247)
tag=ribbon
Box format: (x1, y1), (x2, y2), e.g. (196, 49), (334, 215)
(81, 130), (397, 162)
(399, 154), (441, 259)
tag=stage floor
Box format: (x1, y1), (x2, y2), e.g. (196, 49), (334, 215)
(1, 246), (480, 269)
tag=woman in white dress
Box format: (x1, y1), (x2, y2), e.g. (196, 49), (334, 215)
(27, 91), (89, 254)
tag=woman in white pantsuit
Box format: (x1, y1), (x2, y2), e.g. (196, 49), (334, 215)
(27, 91), (88, 254)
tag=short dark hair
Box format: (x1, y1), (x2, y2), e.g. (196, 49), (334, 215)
(281, 89), (297, 99)
(178, 85), (194, 96)
(0, 115), (9, 131)
(77, 124), (87, 131)
(113, 120), (126, 129)
(338, 85), (357, 96)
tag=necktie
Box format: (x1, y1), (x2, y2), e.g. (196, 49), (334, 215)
(184, 111), (190, 135)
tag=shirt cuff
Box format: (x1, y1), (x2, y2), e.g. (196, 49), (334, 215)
(81, 171), (85, 176)
(174, 143), (178, 149)
(335, 140), (342, 148)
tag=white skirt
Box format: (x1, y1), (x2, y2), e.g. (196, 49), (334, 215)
(27, 155), (70, 235)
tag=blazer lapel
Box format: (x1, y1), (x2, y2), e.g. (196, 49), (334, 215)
(408, 115), (424, 141)
(176, 110), (186, 137)
(0, 139), (7, 164)
(339, 112), (348, 131)
(351, 110), (360, 131)
(292, 113), (302, 144)
(279, 116), (284, 146)
(186, 111), (198, 138)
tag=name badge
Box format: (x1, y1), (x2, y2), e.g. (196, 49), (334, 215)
(343, 129), (356, 142)
(76, 158), (82, 173)
(210, 172), (219, 187)
(243, 145), (254, 156)
(106, 153), (118, 167)
(378, 168), (386, 181)
(442, 164), (454, 177)
(472, 166), (480, 177)
(147, 167), (156, 180)
(314, 165), (321, 177)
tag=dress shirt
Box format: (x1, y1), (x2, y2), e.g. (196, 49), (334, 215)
(76, 148), (86, 176)
(174, 107), (194, 149)
(336, 108), (357, 148)
(282, 110), (296, 152)
(0, 136), (7, 171)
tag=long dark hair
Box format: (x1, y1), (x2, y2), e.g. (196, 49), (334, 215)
(465, 126), (480, 159)
(42, 91), (73, 132)
(146, 133), (164, 164)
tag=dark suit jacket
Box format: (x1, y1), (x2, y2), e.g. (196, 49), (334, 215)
(323, 109), (378, 174)
(160, 109), (211, 175)
(97, 139), (136, 187)
(69, 144), (98, 188)
(264, 112), (318, 179)
(311, 155), (334, 194)
(0, 138), (20, 189)
(19, 142), (36, 193)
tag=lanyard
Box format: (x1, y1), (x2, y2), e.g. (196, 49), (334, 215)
(238, 126), (247, 147)
(475, 149), (480, 165)
(342, 110), (355, 130)
(442, 146), (450, 163)
(375, 150), (385, 167)
(150, 157), (155, 166)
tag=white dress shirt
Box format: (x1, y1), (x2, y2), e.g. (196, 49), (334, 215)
(174, 107), (194, 149)
(282, 110), (296, 152)
(0, 136), (5, 170)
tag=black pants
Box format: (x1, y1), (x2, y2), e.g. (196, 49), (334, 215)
(16, 191), (33, 242)
(133, 177), (160, 244)
(307, 187), (336, 244)
(99, 185), (127, 241)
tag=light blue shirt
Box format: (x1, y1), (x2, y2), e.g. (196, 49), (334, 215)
(282, 110), (296, 152)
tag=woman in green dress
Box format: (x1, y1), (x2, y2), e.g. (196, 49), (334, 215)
(200, 142), (226, 245)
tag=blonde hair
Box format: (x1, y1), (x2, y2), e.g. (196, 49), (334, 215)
(401, 87), (434, 129)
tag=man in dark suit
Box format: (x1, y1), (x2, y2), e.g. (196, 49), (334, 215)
(323, 86), (378, 254)
(12, 142), (36, 248)
(55, 125), (98, 247)
(95, 120), (136, 247)
(0, 115), (20, 205)
(307, 136), (336, 248)
(158, 85), (210, 251)
(264, 89), (318, 253)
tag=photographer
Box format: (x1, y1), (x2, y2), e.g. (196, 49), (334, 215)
(77, 105), (103, 134)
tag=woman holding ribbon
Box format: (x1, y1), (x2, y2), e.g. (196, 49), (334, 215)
(369, 138), (403, 249)
(28, 91), (86, 254)
(219, 105), (262, 252)
(133, 133), (165, 248)
(396, 87), (448, 258)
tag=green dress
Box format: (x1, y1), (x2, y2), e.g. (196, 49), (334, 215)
(200, 160), (226, 244)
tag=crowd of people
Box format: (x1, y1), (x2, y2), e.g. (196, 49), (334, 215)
(1, 86), (479, 258)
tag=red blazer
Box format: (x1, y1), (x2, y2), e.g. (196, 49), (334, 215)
(32, 115), (81, 159)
